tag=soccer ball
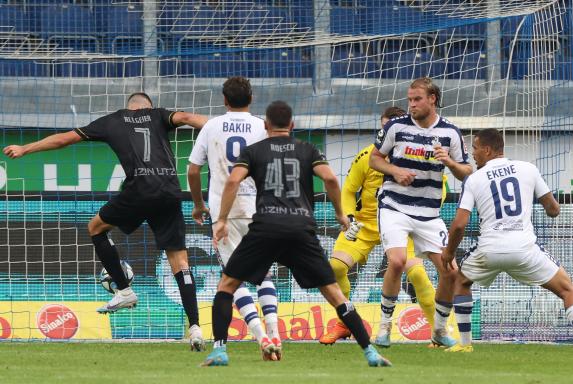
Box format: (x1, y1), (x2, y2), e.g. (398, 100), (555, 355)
(100, 261), (134, 294)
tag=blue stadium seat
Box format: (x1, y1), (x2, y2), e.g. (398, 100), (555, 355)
(0, 4), (38, 33)
(0, 59), (49, 76)
(330, 7), (362, 35)
(246, 48), (312, 78)
(178, 52), (245, 77)
(101, 3), (143, 54)
(170, 4), (226, 38)
(105, 58), (143, 78)
(37, 4), (100, 52)
(444, 38), (487, 80)
(291, 6), (313, 30)
(393, 51), (445, 79)
(332, 44), (378, 78)
(51, 61), (107, 77)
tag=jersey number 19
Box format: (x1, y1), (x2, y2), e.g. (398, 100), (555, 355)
(489, 176), (522, 219)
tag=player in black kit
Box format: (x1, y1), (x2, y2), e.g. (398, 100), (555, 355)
(3, 93), (209, 351)
(202, 101), (392, 367)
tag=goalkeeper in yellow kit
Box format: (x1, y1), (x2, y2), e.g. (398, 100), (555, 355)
(320, 106), (446, 345)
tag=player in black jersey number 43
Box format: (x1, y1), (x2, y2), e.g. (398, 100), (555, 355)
(201, 101), (392, 367)
(3, 93), (209, 351)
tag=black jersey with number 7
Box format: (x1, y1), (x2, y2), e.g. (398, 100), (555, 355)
(74, 108), (181, 200)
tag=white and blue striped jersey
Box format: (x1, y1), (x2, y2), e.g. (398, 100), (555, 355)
(374, 114), (469, 221)
(189, 111), (267, 222)
(458, 158), (551, 253)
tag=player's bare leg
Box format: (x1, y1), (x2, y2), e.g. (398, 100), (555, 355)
(428, 252), (458, 348)
(320, 283), (391, 367)
(319, 251), (354, 345)
(373, 247), (406, 347)
(542, 267), (573, 324)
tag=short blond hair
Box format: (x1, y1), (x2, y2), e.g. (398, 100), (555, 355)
(409, 77), (442, 108)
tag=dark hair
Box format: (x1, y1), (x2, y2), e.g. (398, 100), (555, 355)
(475, 128), (504, 153)
(127, 92), (153, 107)
(222, 76), (252, 108)
(409, 77), (442, 108)
(382, 106), (407, 120)
(266, 100), (292, 129)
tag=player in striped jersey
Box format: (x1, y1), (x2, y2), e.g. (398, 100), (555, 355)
(369, 77), (473, 348)
(319, 106), (441, 345)
(442, 128), (573, 352)
(188, 77), (280, 359)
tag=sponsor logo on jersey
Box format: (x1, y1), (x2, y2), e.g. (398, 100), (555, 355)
(404, 146), (436, 161)
(37, 304), (79, 339)
(397, 307), (431, 340)
(376, 129), (385, 146)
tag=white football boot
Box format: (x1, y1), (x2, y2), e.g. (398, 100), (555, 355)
(97, 287), (138, 314)
(189, 324), (206, 352)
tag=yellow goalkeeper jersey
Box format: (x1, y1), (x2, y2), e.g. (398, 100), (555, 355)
(342, 144), (448, 242)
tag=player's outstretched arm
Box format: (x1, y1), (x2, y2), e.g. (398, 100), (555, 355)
(187, 163), (210, 225)
(3, 130), (82, 159)
(442, 208), (471, 271)
(538, 192), (560, 218)
(171, 112), (209, 129)
(369, 147), (415, 186)
(213, 166), (248, 247)
(314, 164), (349, 231)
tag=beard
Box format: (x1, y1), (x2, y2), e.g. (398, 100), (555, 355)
(411, 109), (429, 121)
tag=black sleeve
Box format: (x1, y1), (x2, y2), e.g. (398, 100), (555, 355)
(74, 115), (109, 141)
(234, 145), (252, 175)
(156, 108), (178, 131)
(310, 144), (328, 166)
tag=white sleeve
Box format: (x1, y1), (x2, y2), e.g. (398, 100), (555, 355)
(375, 123), (395, 156)
(533, 166), (551, 198)
(448, 128), (470, 164)
(188, 127), (208, 165)
(457, 176), (475, 212)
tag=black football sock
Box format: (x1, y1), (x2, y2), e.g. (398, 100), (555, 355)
(174, 269), (199, 326)
(212, 291), (234, 346)
(91, 232), (128, 290)
(336, 302), (370, 349)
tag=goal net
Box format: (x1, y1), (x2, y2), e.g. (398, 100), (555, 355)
(0, 0), (571, 343)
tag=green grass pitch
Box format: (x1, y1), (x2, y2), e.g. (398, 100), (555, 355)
(1, 342), (571, 384)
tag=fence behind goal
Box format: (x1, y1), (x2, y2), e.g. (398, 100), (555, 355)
(0, 0), (572, 343)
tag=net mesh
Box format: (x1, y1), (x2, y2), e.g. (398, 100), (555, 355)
(0, 0), (572, 342)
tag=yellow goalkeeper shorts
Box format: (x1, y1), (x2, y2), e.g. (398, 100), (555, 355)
(333, 229), (417, 265)
(332, 225), (380, 265)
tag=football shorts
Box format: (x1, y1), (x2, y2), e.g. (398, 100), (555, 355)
(213, 218), (252, 266)
(459, 244), (560, 287)
(378, 208), (448, 258)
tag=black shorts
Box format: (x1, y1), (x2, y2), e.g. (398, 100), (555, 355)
(224, 225), (335, 289)
(99, 194), (186, 251)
